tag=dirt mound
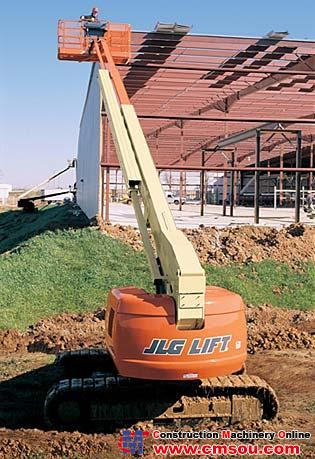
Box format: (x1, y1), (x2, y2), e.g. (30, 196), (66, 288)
(246, 305), (315, 353)
(98, 222), (315, 266)
(97, 221), (144, 251)
(0, 306), (314, 356)
(185, 224), (315, 265)
(0, 310), (105, 354)
(0, 330), (28, 353)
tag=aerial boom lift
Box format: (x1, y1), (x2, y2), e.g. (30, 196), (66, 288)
(44, 12), (278, 429)
(95, 39), (206, 330)
(17, 161), (75, 211)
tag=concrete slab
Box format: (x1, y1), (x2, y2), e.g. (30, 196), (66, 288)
(105, 203), (315, 228)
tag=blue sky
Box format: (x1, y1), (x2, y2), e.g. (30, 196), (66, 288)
(1, 0), (314, 188)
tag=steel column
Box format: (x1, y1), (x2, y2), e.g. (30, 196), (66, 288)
(230, 151), (235, 217)
(100, 167), (105, 220)
(280, 147), (284, 206)
(179, 121), (184, 211)
(310, 143), (314, 190)
(254, 131), (261, 224)
(200, 150), (206, 217)
(104, 119), (111, 223)
(105, 167), (110, 223)
(295, 131), (302, 223)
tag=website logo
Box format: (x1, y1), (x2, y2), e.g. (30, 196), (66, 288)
(118, 429), (150, 455)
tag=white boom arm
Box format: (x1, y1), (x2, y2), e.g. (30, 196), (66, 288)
(99, 69), (206, 329)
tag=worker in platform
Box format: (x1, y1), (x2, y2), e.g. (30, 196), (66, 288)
(80, 7), (107, 38)
(80, 7), (99, 22)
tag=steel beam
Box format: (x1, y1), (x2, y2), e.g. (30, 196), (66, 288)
(135, 114), (315, 124)
(119, 62), (315, 76)
(101, 163), (315, 173)
(217, 123), (279, 149)
(144, 55), (315, 139)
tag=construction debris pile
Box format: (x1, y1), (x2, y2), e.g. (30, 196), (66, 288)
(246, 304), (315, 353)
(0, 310), (105, 354)
(97, 221), (315, 266)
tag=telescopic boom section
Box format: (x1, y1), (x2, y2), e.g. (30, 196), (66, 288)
(97, 41), (206, 330)
(58, 20), (206, 329)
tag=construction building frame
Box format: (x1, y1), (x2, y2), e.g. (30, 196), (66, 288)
(77, 29), (315, 222)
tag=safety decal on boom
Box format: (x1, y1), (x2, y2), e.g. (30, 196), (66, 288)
(143, 335), (231, 355)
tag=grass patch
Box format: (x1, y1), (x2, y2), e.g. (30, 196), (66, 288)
(205, 260), (315, 310)
(0, 227), (151, 330)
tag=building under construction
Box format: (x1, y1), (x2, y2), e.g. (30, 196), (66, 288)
(74, 24), (315, 221)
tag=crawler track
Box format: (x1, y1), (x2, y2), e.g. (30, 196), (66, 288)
(44, 349), (278, 430)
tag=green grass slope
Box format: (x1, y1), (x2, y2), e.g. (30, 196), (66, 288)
(0, 226), (152, 330)
(205, 261), (315, 310)
(0, 203), (90, 254)
(0, 205), (314, 330)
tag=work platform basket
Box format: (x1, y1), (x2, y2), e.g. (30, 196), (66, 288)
(57, 20), (131, 64)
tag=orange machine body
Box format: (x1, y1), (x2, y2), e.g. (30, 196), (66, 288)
(105, 286), (247, 380)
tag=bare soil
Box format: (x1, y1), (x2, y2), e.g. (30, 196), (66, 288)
(98, 221), (315, 266)
(0, 310), (106, 354)
(0, 306), (314, 458)
(0, 350), (314, 458)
